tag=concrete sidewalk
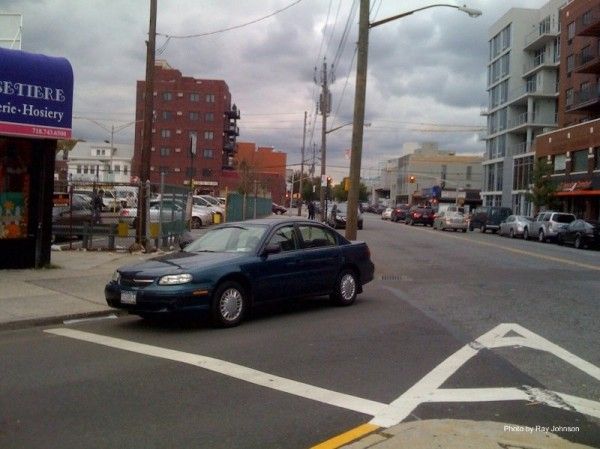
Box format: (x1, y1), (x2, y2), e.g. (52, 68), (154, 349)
(0, 248), (157, 330)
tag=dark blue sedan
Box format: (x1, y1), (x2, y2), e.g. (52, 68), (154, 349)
(105, 218), (375, 327)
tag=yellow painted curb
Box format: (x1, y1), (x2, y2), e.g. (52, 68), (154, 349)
(311, 423), (380, 449)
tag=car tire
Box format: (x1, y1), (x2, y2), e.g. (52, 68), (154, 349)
(481, 225), (487, 233)
(575, 234), (583, 250)
(358, 222), (363, 230)
(538, 230), (546, 243)
(523, 228), (529, 240)
(191, 217), (202, 229)
(461, 228), (467, 233)
(509, 229), (515, 238)
(330, 268), (357, 306)
(211, 281), (246, 327)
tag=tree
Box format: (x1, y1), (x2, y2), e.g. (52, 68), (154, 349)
(525, 159), (560, 214)
(332, 181), (369, 202)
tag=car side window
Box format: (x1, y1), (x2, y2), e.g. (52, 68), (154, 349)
(298, 225), (336, 248)
(543, 214), (551, 222)
(267, 225), (297, 252)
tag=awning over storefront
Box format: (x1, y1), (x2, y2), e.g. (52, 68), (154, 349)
(0, 47), (73, 139)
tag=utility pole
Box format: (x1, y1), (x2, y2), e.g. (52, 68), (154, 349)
(298, 111), (307, 216)
(137, 0), (157, 246)
(346, 0), (369, 240)
(317, 58), (331, 222)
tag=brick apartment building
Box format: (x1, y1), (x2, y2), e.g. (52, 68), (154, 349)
(235, 142), (287, 204)
(534, 0), (600, 219)
(131, 60), (240, 196)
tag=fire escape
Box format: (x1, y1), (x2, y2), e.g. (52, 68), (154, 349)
(223, 104), (240, 170)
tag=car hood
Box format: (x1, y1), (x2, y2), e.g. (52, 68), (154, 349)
(117, 251), (249, 276)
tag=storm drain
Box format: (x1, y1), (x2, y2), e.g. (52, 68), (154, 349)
(380, 274), (405, 281)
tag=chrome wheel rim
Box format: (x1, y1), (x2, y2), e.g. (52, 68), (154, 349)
(340, 273), (356, 301)
(219, 288), (243, 321)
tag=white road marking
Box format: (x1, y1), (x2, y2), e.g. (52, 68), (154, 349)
(63, 314), (118, 325)
(370, 323), (600, 427)
(44, 324), (600, 429)
(44, 328), (387, 417)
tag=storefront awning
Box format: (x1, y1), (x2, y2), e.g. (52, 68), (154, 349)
(0, 47), (73, 139)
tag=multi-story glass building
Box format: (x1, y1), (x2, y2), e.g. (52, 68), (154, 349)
(483, 0), (565, 215)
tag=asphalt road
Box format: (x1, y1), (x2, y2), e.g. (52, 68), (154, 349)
(1, 213), (599, 449)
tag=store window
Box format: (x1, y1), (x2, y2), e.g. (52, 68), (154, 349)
(0, 139), (32, 239)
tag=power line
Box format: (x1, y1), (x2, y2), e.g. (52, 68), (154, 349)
(157, 0), (305, 39)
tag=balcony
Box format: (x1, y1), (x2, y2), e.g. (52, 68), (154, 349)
(506, 82), (557, 107)
(567, 83), (600, 112)
(222, 154), (235, 171)
(523, 24), (560, 51)
(225, 104), (241, 120)
(224, 124), (239, 136)
(576, 6), (600, 37)
(575, 44), (600, 74)
(522, 52), (559, 77)
(506, 111), (557, 133)
(507, 141), (533, 156)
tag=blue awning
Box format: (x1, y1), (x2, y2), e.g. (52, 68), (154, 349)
(0, 47), (73, 139)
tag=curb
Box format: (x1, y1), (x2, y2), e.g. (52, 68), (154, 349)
(0, 309), (127, 332)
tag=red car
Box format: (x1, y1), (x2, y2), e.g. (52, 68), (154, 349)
(405, 206), (435, 226)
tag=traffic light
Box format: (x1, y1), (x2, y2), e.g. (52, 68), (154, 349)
(326, 176), (332, 187)
(409, 175), (416, 183)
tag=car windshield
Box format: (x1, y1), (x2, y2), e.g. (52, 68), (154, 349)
(184, 224), (268, 253)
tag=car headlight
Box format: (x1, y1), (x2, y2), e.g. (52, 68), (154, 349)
(158, 273), (193, 285)
(112, 270), (121, 283)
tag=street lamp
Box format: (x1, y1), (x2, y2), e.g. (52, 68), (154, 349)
(345, 1), (481, 240)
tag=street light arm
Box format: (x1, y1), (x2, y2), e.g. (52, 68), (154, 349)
(370, 3), (481, 28)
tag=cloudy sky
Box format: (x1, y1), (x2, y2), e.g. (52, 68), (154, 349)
(5, 0), (548, 181)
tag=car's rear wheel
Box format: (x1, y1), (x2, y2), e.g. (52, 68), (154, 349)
(191, 217), (202, 229)
(481, 225), (487, 233)
(331, 269), (357, 306)
(212, 281), (246, 327)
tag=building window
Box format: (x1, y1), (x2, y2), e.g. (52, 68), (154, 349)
(595, 147), (600, 170)
(513, 156), (533, 190)
(186, 167), (197, 177)
(202, 168), (213, 178)
(162, 92), (173, 101)
(205, 112), (214, 122)
(582, 10), (592, 26)
(160, 147), (170, 156)
(159, 166), (170, 174)
(466, 166), (472, 180)
(204, 131), (214, 140)
(554, 154), (566, 173)
(566, 54), (574, 73)
(190, 93), (200, 102)
(206, 94), (215, 103)
(572, 149), (588, 172)
(76, 165), (81, 174)
(189, 111), (200, 121)
(162, 111), (173, 121)
(114, 165), (121, 173)
(566, 88), (574, 107)
(124, 166), (129, 175)
(580, 81), (592, 102)
(203, 149), (214, 159)
(161, 129), (171, 138)
(567, 21), (575, 41)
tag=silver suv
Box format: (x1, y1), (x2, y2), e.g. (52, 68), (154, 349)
(532, 211), (576, 242)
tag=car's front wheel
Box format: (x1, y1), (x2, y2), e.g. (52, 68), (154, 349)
(212, 281), (246, 327)
(331, 269), (357, 306)
(575, 234), (583, 249)
(538, 230), (546, 243)
(191, 217), (202, 229)
(523, 227), (529, 240)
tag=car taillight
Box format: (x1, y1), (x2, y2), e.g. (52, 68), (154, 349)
(120, 210), (129, 216)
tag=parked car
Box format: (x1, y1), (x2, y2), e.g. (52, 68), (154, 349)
(391, 204), (410, 222)
(433, 211), (468, 232)
(498, 215), (533, 239)
(272, 203), (287, 214)
(193, 195), (224, 216)
(327, 202), (364, 230)
(105, 218), (375, 326)
(468, 206), (512, 233)
(557, 219), (600, 249)
(531, 211), (576, 243)
(52, 193), (94, 239)
(405, 206), (434, 226)
(381, 207), (393, 220)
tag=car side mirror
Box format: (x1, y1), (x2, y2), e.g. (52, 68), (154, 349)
(261, 243), (281, 257)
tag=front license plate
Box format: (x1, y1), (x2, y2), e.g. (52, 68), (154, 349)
(121, 290), (137, 305)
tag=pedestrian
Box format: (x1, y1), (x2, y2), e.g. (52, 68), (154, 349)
(307, 201), (315, 220)
(92, 189), (104, 224)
